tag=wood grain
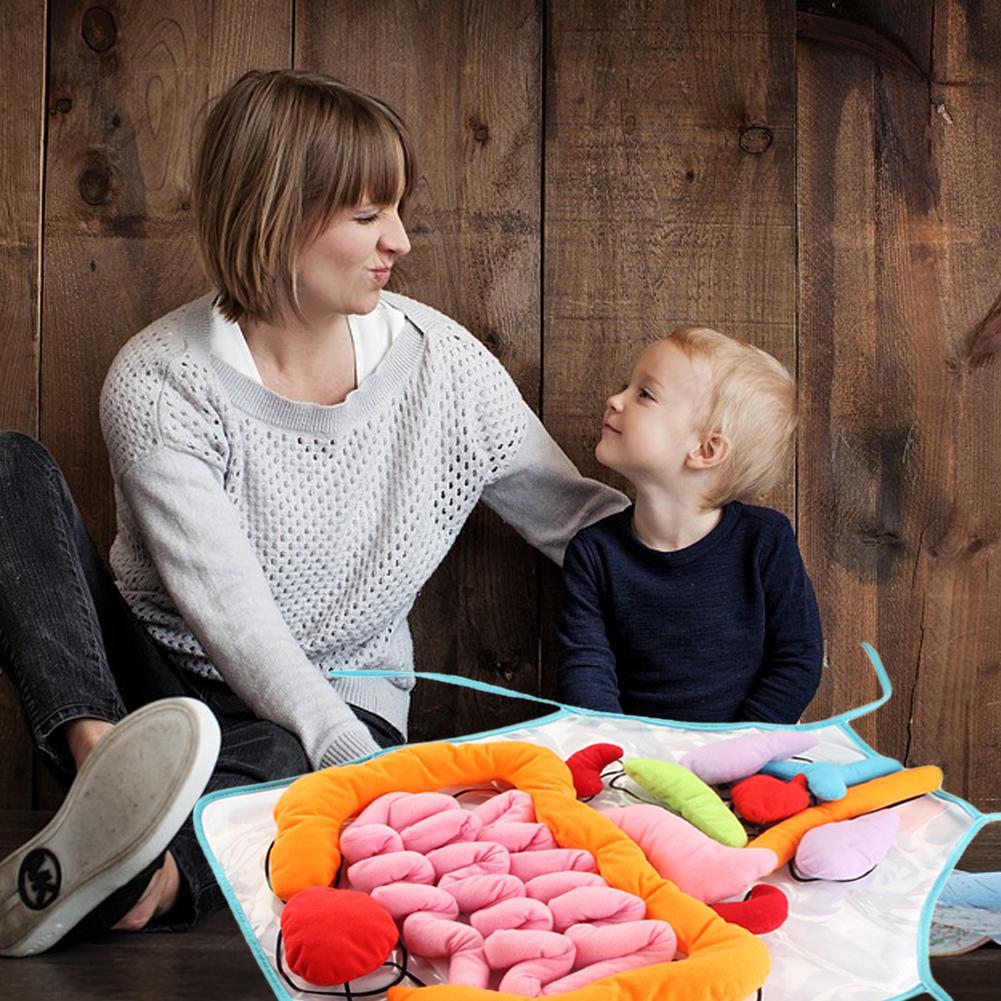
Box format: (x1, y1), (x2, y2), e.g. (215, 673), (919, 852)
(797, 0), (1001, 811)
(0, 0), (47, 809)
(296, 0), (545, 739)
(543, 0), (798, 687)
(35, 0), (291, 807)
(545, 0), (797, 516)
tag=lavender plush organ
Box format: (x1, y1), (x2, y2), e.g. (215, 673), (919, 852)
(680, 731), (818, 785)
(762, 755), (902, 801)
(793, 810), (901, 880)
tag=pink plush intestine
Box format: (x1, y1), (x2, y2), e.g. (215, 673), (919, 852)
(338, 788), (677, 996)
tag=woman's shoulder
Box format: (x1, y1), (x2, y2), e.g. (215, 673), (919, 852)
(380, 291), (508, 377)
(103, 293), (216, 396)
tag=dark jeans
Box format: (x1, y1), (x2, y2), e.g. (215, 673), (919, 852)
(0, 431), (403, 929)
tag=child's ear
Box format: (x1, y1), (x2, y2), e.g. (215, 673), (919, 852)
(686, 432), (729, 469)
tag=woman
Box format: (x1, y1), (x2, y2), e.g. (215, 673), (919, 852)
(0, 69), (625, 953)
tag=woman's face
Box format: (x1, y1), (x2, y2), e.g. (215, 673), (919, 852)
(294, 196), (411, 322)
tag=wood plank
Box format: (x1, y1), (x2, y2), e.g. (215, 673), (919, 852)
(0, 0), (46, 810)
(296, 0), (544, 740)
(797, 1), (1001, 811)
(42, 0), (291, 552)
(36, 0), (291, 808)
(546, 0), (797, 520)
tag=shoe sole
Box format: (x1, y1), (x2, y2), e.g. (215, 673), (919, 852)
(0, 697), (221, 956)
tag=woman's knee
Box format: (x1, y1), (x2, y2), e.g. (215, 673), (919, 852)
(224, 720), (310, 781)
(0, 431), (59, 485)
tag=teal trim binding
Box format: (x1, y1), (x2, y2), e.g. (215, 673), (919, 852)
(914, 811), (1001, 1000)
(321, 639), (894, 735)
(194, 640), (988, 1001)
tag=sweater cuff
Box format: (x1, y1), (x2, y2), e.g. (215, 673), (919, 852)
(316, 724), (383, 769)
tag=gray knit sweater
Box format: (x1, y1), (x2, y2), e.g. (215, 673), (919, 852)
(99, 291), (627, 768)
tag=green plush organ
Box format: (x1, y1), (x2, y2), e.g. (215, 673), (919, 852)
(624, 758), (748, 847)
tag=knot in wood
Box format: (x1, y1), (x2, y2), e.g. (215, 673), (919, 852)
(78, 156), (113, 206)
(481, 328), (502, 354)
(739, 125), (773, 154)
(82, 7), (117, 53)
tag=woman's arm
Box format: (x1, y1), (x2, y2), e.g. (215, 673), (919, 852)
(480, 409), (628, 565)
(100, 327), (380, 768)
(117, 447), (381, 767)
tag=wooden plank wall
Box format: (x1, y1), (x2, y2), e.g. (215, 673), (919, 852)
(798, 0), (1001, 811)
(0, 1), (998, 813)
(0, 0), (46, 809)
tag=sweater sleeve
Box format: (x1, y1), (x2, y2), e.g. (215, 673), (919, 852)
(738, 519), (824, 724)
(101, 349), (380, 768)
(556, 534), (623, 713)
(480, 409), (629, 566)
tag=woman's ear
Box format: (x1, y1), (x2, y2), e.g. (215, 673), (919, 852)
(685, 432), (729, 469)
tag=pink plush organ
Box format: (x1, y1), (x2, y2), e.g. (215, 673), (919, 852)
(566, 919), (676, 966)
(402, 912), (490, 988)
(360, 790), (462, 829)
(339, 789), (681, 993)
(549, 886), (647, 932)
(353, 790), (410, 825)
(346, 850), (435, 893)
(440, 873), (526, 912)
(509, 848), (597, 882)
(339, 823), (403, 863)
(601, 804), (777, 904)
(473, 789), (537, 825)
(543, 921), (677, 994)
(470, 896), (554, 936)
(480, 821), (558, 852)
(427, 841), (510, 881)
(370, 882), (459, 920)
(525, 871), (607, 902)
(794, 809), (900, 880)
(680, 730), (818, 785)
(399, 809), (482, 853)
(485, 929), (578, 996)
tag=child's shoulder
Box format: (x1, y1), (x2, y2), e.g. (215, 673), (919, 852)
(573, 506), (631, 543)
(567, 507), (632, 561)
(730, 501), (795, 544)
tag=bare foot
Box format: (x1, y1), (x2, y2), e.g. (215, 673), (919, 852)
(63, 717), (115, 771)
(111, 851), (181, 932)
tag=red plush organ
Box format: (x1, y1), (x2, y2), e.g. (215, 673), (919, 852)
(710, 884), (788, 934)
(565, 743), (625, 797)
(281, 886), (398, 985)
(731, 772), (810, 824)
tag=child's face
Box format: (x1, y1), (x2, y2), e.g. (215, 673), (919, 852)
(596, 339), (710, 486)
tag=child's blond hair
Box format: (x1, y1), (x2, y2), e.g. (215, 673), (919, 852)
(666, 326), (797, 507)
(193, 69), (416, 325)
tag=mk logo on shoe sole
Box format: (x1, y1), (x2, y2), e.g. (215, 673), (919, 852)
(18, 849), (61, 910)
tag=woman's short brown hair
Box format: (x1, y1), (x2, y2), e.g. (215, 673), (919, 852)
(192, 69), (416, 324)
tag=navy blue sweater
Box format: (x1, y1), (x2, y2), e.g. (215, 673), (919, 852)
(557, 502), (823, 723)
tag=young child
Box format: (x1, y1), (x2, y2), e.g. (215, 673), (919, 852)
(558, 326), (822, 723)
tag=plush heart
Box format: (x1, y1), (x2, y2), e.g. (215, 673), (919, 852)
(710, 884), (789, 934)
(731, 772), (810, 824)
(280, 886), (398, 986)
(565, 743), (624, 797)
